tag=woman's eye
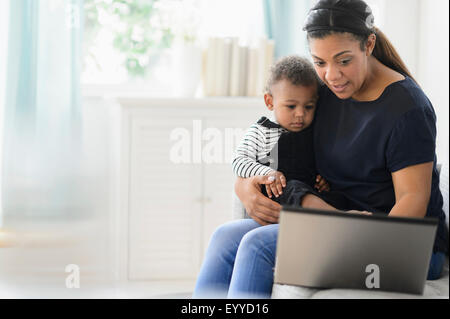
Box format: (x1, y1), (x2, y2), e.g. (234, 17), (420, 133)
(340, 59), (351, 65)
(305, 105), (315, 110)
(314, 61), (325, 67)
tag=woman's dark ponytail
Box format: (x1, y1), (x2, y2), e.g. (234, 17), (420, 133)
(372, 27), (417, 84)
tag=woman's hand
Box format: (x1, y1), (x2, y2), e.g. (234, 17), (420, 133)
(235, 176), (282, 226)
(346, 210), (372, 216)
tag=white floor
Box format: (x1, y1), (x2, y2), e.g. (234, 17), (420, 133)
(0, 217), (199, 299)
(0, 278), (196, 299)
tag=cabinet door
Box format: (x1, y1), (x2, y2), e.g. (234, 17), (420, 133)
(127, 114), (202, 280)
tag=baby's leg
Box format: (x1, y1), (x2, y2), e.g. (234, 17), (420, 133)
(276, 180), (316, 206)
(278, 180), (348, 210)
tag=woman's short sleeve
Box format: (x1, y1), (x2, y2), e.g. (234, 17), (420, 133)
(386, 107), (436, 172)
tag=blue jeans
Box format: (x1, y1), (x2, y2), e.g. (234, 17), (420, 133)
(193, 219), (446, 298)
(428, 251), (446, 280)
(193, 219), (277, 298)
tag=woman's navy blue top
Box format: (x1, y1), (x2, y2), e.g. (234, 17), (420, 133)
(314, 76), (448, 254)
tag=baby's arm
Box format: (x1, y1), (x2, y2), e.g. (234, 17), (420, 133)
(232, 124), (276, 178)
(232, 123), (288, 198)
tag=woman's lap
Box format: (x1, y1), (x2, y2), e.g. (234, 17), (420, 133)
(228, 222), (279, 298)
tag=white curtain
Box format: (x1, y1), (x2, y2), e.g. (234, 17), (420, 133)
(263, 0), (312, 59)
(2, 0), (84, 222)
(0, 1), (10, 227)
(0, 1), (115, 294)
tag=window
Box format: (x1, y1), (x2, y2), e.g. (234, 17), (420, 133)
(81, 0), (265, 96)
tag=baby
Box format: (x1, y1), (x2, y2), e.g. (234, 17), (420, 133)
(232, 55), (328, 206)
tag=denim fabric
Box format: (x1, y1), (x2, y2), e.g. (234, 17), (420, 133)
(193, 219), (277, 298)
(427, 252), (446, 280)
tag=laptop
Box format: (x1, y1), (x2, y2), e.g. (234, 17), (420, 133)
(274, 206), (439, 295)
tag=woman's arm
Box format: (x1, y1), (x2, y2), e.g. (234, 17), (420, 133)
(389, 162), (433, 218)
(301, 162), (433, 217)
(234, 176), (282, 225)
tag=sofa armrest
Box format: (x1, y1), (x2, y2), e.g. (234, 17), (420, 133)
(439, 160), (449, 231)
(232, 191), (246, 219)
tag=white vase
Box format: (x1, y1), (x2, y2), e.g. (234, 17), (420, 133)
(171, 43), (202, 97)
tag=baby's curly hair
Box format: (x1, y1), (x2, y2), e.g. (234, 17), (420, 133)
(264, 55), (321, 94)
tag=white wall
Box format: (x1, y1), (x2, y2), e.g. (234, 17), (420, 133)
(378, 0), (449, 164)
(381, 0), (420, 77)
(417, 0), (449, 164)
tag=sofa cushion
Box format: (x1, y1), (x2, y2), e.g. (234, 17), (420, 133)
(272, 258), (449, 299)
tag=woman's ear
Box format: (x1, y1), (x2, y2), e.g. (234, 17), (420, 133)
(366, 33), (376, 56)
(264, 93), (274, 110)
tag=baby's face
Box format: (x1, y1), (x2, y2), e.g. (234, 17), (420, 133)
(265, 79), (318, 132)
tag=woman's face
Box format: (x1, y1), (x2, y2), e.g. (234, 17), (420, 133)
(309, 33), (372, 100)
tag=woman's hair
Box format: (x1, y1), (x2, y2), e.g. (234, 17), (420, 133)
(303, 0), (417, 84)
(264, 55), (322, 94)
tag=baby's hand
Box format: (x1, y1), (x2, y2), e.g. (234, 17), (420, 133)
(315, 174), (330, 192)
(265, 171), (286, 198)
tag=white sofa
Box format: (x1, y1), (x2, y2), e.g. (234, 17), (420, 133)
(232, 160), (449, 299)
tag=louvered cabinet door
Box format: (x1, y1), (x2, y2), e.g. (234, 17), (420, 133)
(127, 113), (203, 280)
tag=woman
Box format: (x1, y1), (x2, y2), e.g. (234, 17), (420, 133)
(193, 0), (448, 299)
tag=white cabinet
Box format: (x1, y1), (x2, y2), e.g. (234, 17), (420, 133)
(116, 98), (270, 281)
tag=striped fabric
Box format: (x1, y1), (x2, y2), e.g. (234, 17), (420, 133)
(232, 117), (287, 178)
